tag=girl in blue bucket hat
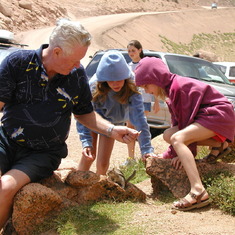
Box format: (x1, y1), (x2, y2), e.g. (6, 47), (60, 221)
(77, 50), (156, 175)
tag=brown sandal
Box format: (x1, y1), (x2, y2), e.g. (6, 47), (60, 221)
(202, 142), (231, 164)
(172, 190), (210, 211)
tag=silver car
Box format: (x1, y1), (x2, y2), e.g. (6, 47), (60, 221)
(85, 49), (235, 138)
(0, 29), (27, 64)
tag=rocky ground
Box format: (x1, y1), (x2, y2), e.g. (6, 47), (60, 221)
(1, 0), (234, 34)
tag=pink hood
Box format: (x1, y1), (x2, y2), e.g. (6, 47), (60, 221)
(135, 56), (235, 158)
(135, 57), (176, 96)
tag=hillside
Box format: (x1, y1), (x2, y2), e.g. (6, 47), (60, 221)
(0, 0), (234, 33)
(1, 0), (235, 62)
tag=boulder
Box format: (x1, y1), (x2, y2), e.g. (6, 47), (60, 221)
(12, 183), (63, 235)
(193, 49), (219, 62)
(8, 160), (146, 234)
(18, 1), (32, 11)
(0, 1), (12, 17)
(146, 157), (235, 198)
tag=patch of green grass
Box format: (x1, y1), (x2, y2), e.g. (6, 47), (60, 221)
(194, 147), (235, 215)
(195, 146), (210, 160)
(119, 158), (150, 184)
(159, 31), (235, 61)
(202, 170), (235, 215)
(37, 201), (144, 235)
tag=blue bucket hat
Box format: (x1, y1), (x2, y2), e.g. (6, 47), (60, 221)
(96, 50), (132, 82)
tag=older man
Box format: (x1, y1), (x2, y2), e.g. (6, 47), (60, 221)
(0, 20), (139, 228)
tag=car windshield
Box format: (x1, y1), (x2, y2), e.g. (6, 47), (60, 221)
(85, 54), (103, 79)
(214, 64), (226, 74)
(165, 55), (231, 84)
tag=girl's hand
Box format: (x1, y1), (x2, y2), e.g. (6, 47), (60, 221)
(142, 152), (158, 161)
(171, 157), (182, 170)
(153, 99), (160, 113)
(82, 147), (95, 160)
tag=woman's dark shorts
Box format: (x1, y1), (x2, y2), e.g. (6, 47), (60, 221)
(0, 127), (68, 182)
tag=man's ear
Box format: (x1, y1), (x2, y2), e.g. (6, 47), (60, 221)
(53, 47), (62, 57)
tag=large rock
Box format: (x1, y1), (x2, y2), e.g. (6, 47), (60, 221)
(8, 160), (146, 234)
(193, 49), (219, 62)
(18, 1), (32, 11)
(0, 0), (67, 32)
(12, 183), (63, 235)
(0, 1), (12, 17)
(146, 157), (235, 198)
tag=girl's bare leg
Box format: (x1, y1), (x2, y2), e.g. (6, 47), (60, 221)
(96, 135), (115, 175)
(169, 123), (216, 204)
(78, 132), (98, 171)
(163, 126), (179, 144)
(163, 126), (228, 157)
(126, 121), (135, 159)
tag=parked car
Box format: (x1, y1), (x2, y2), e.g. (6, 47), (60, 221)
(0, 29), (27, 64)
(211, 3), (217, 9)
(213, 62), (235, 83)
(85, 49), (235, 138)
(0, 30), (27, 112)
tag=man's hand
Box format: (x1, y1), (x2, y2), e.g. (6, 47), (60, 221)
(110, 126), (140, 144)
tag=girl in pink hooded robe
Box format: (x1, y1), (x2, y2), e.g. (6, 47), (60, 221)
(135, 57), (235, 211)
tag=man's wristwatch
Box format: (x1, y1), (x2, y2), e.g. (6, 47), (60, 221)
(107, 125), (115, 137)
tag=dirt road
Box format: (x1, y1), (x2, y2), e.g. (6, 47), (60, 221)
(17, 7), (235, 66)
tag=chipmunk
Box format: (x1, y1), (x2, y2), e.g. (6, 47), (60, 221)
(107, 167), (136, 189)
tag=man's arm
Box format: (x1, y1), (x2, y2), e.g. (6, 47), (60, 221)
(74, 111), (140, 144)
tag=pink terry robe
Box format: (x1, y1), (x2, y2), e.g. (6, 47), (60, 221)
(135, 57), (235, 158)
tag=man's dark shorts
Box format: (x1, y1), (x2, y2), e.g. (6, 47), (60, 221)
(0, 127), (68, 182)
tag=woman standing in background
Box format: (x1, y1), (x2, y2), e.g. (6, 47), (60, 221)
(123, 40), (156, 165)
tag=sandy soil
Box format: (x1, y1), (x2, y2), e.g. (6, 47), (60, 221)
(2, 1), (235, 234)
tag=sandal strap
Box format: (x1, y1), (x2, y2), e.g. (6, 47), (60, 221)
(211, 146), (220, 151)
(203, 153), (217, 163)
(212, 143), (224, 152)
(203, 142), (227, 163)
(175, 197), (191, 208)
(189, 190), (206, 203)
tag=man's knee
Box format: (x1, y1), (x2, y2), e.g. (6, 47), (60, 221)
(0, 171), (30, 199)
(0, 177), (18, 200)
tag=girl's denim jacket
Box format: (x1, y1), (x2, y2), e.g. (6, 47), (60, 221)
(76, 77), (154, 155)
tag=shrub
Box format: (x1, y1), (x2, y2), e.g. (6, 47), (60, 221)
(202, 170), (235, 215)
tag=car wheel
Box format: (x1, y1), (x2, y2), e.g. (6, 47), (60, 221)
(150, 127), (165, 139)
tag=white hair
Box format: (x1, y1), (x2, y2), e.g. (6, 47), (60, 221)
(49, 19), (91, 55)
